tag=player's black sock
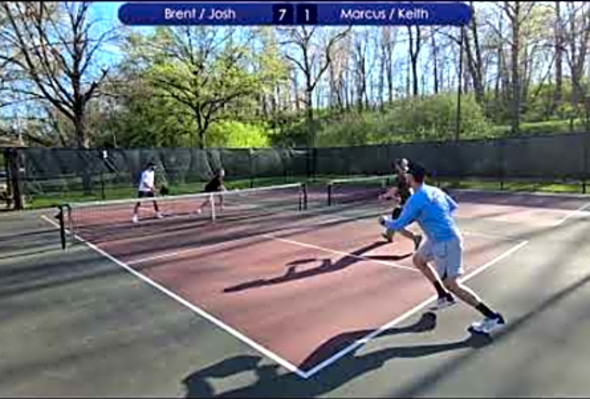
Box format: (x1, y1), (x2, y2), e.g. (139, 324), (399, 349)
(433, 281), (450, 299)
(476, 302), (498, 318)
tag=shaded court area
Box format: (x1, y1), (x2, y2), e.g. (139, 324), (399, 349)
(2, 188), (590, 396)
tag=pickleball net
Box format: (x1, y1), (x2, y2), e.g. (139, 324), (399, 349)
(57, 183), (307, 248)
(326, 175), (396, 206)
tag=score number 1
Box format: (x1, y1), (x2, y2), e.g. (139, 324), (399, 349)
(296, 4), (318, 24)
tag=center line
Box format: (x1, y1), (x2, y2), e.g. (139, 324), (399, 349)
(553, 201), (590, 226)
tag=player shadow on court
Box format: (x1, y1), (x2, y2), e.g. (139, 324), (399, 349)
(182, 312), (492, 398)
(223, 241), (413, 293)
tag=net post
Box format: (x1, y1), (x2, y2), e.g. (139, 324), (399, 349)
(210, 193), (216, 222)
(327, 182), (333, 206)
(249, 148), (255, 189)
(3, 147), (13, 209)
(7, 148), (24, 210)
(299, 183), (308, 211)
(100, 172), (106, 200)
(499, 138), (506, 191)
(57, 204), (67, 250)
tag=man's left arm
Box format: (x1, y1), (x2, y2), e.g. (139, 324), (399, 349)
(445, 193), (458, 213)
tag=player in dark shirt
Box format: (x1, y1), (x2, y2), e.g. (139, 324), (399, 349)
(379, 158), (423, 250)
(196, 168), (226, 214)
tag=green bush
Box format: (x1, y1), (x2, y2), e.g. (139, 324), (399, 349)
(313, 93), (492, 146)
(490, 119), (586, 137)
(207, 120), (271, 148)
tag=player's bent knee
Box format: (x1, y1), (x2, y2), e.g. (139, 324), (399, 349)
(442, 277), (460, 292)
(412, 253), (427, 269)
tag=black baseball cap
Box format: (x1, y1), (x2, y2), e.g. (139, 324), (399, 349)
(407, 162), (427, 182)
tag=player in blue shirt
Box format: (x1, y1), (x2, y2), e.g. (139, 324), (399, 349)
(380, 162), (505, 335)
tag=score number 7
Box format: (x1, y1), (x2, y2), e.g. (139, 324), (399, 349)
(278, 8), (287, 21)
(272, 4), (294, 24)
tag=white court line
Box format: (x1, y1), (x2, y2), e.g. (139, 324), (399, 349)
(306, 213), (523, 243)
(262, 234), (418, 273)
(450, 188), (590, 199)
(40, 215), (307, 379)
(300, 239), (530, 379)
(553, 201), (590, 226)
(128, 215), (387, 265)
(42, 211), (528, 380)
(460, 230), (523, 242)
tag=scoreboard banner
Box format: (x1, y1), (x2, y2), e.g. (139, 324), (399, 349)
(118, 2), (473, 26)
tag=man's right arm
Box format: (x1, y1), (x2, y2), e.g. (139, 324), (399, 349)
(386, 194), (422, 231)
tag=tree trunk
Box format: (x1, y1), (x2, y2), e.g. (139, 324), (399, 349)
(553, 1), (563, 115)
(431, 32), (439, 95)
(510, 2), (521, 135)
(74, 110), (93, 195)
(407, 26), (421, 97)
(306, 87), (314, 147)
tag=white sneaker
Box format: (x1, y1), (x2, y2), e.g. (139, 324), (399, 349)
(429, 296), (456, 311)
(470, 314), (505, 334)
(132, 214), (138, 223)
(156, 212), (164, 219)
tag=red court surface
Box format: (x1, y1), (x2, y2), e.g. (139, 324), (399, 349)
(72, 212), (528, 378)
(448, 190), (590, 226)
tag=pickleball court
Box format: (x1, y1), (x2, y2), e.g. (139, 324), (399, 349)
(43, 182), (590, 380)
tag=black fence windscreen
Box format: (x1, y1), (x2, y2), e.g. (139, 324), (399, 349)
(4, 132), (590, 208)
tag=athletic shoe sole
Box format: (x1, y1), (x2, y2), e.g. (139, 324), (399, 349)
(429, 299), (456, 311)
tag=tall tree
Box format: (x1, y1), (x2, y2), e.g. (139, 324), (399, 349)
(563, 2), (590, 112)
(553, 1), (564, 114)
(464, 2), (485, 105)
(127, 27), (275, 148)
(379, 27), (397, 105)
(352, 28), (369, 110)
(279, 26), (350, 147)
(0, 2), (114, 147)
(407, 26), (422, 97)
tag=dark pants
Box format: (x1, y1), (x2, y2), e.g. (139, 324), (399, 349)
(135, 191), (159, 212)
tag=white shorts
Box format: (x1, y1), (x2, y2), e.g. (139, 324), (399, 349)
(417, 236), (464, 279)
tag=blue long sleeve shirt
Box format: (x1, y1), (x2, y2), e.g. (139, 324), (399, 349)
(386, 183), (461, 243)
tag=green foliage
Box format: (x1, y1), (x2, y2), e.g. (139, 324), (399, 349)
(490, 118), (586, 137)
(207, 121), (271, 148)
(308, 94), (491, 147)
(93, 81), (196, 148)
(113, 27), (290, 148)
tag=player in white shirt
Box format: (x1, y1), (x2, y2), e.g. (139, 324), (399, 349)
(132, 162), (163, 223)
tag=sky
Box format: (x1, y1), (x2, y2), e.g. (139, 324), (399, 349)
(3, 1), (498, 126)
(90, 1), (462, 106)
